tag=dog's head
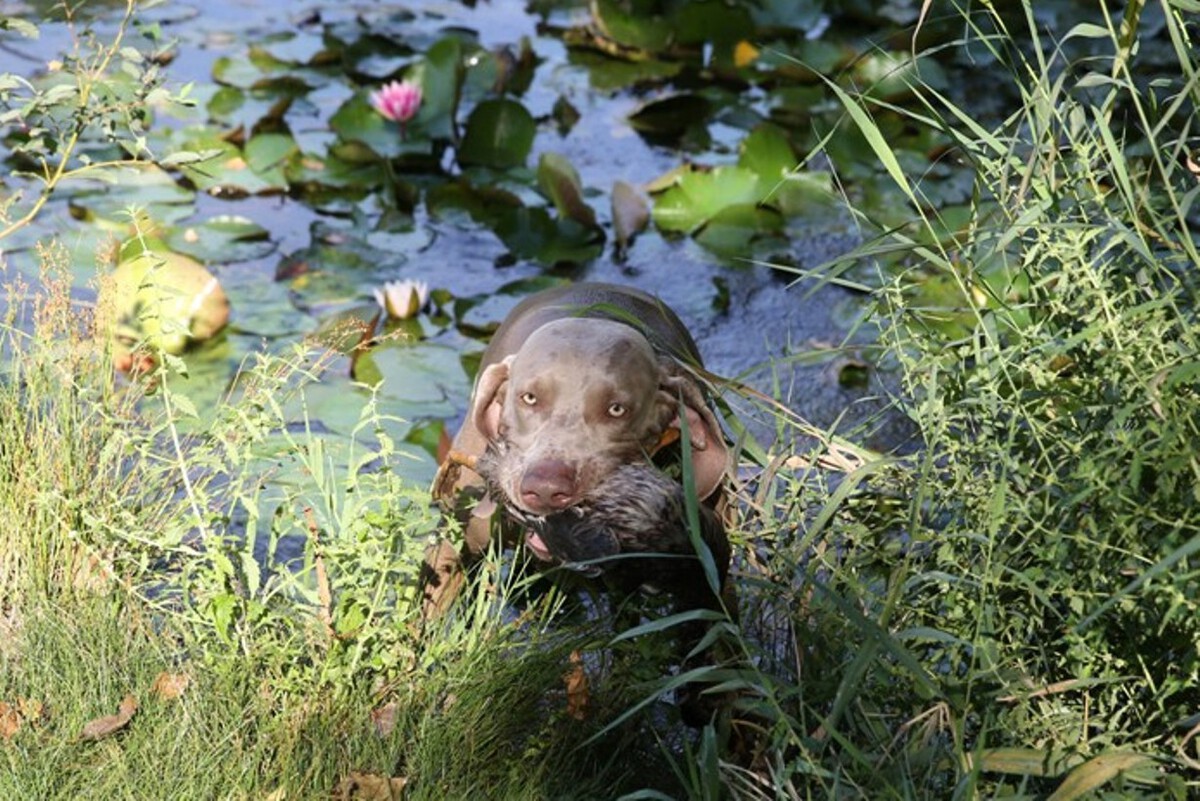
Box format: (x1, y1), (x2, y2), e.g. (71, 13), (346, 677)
(469, 317), (728, 517)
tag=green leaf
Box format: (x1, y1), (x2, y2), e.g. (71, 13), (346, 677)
(536, 153), (596, 228)
(738, 123), (797, 183)
(590, 0), (673, 51)
(330, 92), (431, 160)
(976, 747), (1078, 778)
(244, 132), (298, 188)
(1047, 752), (1157, 801)
(694, 203), (782, 255)
(410, 36), (463, 142)
(458, 98), (536, 170)
(627, 93), (712, 144)
(651, 166), (761, 234)
(164, 215), (273, 264)
(492, 206), (604, 265)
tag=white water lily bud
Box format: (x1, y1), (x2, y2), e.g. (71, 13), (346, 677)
(373, 279), (430, 319)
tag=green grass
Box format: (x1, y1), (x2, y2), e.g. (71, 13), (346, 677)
(4, 2), (1200, 799)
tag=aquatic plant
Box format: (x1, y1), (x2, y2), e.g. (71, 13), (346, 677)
(369, 79), (423, 132)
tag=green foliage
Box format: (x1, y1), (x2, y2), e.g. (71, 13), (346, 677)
(722, 2), (1200, 796)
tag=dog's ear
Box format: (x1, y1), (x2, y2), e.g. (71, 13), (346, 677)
(658, 369), (729, 501)
(471, 355), (513, 442)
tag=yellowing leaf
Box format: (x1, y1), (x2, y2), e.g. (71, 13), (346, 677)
(1047, 751), (1157, 801)
(0, 702), (20, 741)
(565, 650), (590, 721)
(333, 771), (408, 800)
(150, 672), (191, 701)
(734, 41), (759, 67)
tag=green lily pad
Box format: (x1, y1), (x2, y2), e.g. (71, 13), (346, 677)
(244, 132), (300, 188)
(212, 46), (295, 89)
(458, 98), (536, 170)
(694, 203), (783, 255)
(352, 339), (472, 413)
(286, 149), (384, 194)
(856, 51), (949, 102)
(590, 0), (674, 52)
(492, 206), (605, 265)
(628, 94), (712, 145)
(738, 123), (798, 184)
(674, 1), (755, 65)
(566, 49), (683, 92)
(651, 165), (762, 234)
(66, 163), (196, 229)
(164, 215), (273, 265)
(330, 91), (432, 160)
(406, 37), (464, 142)
(537, 153), (596, 229)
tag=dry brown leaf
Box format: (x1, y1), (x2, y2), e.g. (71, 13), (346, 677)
(0, 702), (20, 741)
(150, 672), (191, 701)
(333, 771), (408, 800)
(564, 650), (590, 721)
(81, 693), (138, 741)
(370, 702), (398, 737)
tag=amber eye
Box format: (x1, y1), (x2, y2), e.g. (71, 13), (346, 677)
(607, 402), (627, 418)
(519, 391), (538, 407)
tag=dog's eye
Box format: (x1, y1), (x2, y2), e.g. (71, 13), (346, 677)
(519, 391), (538, 407)
(607, 402), (627, 418)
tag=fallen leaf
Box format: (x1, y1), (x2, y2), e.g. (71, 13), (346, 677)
(81, 693), (138, 741)
(611, 180), (649, 252)
(333, 771), (408, 800)
(564, 650), (590, 721)
(370, 702), (398, 737)
(0, 702), (20, 740)
(150, 672), (191, 701)
(18, 698), (45, 723)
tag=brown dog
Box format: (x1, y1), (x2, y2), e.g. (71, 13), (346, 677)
(426, 282), (730, 614)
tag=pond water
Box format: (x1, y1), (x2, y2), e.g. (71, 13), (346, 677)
(2, 0), (930, 488)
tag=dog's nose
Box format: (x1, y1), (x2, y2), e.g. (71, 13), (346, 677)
(520, 460), (577, 513)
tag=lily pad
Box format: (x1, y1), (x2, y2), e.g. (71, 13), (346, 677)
(244, 132), (300, 188)
(458, 98), (536, 170)
(856, 51), (949, 102)
(408, 37), (464, 143)
(492, 206), (604, 265)
(693, 203), (783, 255)
(66, 163), (196, 229)
(628, 94), (712, 145)
(651, 165), (762, 234)
(590, 0), (674, 52)
(330, 92), (432, 160)
(353, 339), (472, 415)
(738, 123), (798, 184)
(566, 49), (683, 92)
(164, 215), (274, 265)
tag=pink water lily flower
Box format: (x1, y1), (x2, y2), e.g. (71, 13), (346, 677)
(369, 79), (422, 128)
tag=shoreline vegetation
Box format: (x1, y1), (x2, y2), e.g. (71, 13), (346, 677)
(3, 1), (1199, 798)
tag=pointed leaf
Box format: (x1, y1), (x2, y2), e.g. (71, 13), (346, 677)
(537, 153), (596, 228)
